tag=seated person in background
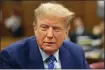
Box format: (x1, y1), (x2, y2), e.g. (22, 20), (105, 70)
(92, 25), (102, 39)
(0, 2), (89, 69)
(68, 17), (91, 51)
(85, 19), (104, 59)
(90, 20), (105, 69)
(4, 9), (24, 37)
(91, 19), (104, 49)
(69, 17), (91, 43)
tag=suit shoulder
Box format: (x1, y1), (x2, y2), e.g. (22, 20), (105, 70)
(64, 40), (82, 50)
(1, 36), (35, 54)
(63, 40), (85, 62)
(0, 36), (36, 68)
(63, 40), (83, 55)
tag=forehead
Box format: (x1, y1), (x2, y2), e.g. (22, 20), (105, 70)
(37, 16), (66, 25)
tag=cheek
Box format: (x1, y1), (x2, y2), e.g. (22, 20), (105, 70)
(35, 30), (47, 45)
(54, 32), (66, 39)
(54, 32), (66, 46)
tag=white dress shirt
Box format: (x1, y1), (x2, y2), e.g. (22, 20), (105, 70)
(39, 47), (61, 69)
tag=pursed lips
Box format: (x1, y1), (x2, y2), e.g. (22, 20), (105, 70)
(44, 42), (56, 45)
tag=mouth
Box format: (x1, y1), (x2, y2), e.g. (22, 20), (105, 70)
(44, 42), (56, 45)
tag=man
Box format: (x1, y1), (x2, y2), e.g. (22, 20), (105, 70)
(68, 17), (91, 51)
(0, 2), (89, 69)
(69, 17), (91, 44)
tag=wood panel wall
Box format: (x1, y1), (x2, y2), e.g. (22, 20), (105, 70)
(1, 1), (100, 36)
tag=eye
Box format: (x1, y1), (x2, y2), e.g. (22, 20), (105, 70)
(53, 27), (61, 32)
(40, 24), (49, 31)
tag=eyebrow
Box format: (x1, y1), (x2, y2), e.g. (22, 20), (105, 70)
(40, 23), (60, 28)
(40, 24), (49, 26)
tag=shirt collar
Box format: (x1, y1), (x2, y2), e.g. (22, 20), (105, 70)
(39, 47), (59, 62)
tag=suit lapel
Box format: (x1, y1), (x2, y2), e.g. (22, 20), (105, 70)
(28, 37), (44, 69)
(59, 44), (75, 69)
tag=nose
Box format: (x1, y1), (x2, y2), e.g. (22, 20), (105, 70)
(47, 27), (53, 39)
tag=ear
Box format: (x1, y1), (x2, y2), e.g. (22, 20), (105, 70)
(66, 26), (70, 35)
(65, 26), (70, 39)
(33, 21), (37, 30)
(33, 22), (37, 35)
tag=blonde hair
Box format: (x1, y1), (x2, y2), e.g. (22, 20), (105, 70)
(34, 2), (74, 28)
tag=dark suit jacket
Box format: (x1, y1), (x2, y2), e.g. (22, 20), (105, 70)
(0, 36), (89, 69)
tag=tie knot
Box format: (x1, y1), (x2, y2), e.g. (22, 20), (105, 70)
(49, 55), (56, 61)
(46, 55), (56, 63)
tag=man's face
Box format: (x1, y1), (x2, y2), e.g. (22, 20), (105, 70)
(34, 16), (67, 54)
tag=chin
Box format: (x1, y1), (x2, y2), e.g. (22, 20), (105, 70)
(43, 47), (57, 53)
(45, 48), (55, 51)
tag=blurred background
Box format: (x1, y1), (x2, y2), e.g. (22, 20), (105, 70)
(0, 1), (104, 68)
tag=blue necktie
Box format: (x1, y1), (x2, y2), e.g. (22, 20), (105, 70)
(47, 55), (55, 69)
